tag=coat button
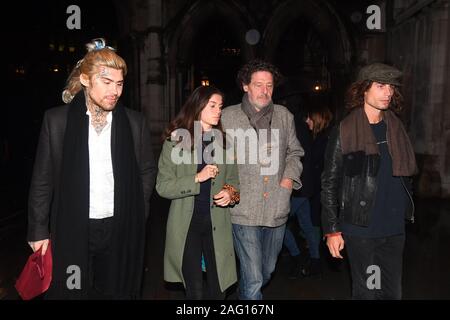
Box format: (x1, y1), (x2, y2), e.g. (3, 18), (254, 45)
(360, 200), (366, 206)
(213, 227), (216, 231)
(348, 155), (353, 160)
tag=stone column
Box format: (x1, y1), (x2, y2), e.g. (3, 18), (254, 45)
(135, 0), (168, 152)
(442, 0), (450, 197)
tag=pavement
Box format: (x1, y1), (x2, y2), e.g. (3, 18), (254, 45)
(1, 194), (450, 300)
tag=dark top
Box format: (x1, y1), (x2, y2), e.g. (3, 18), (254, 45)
(292, 115), (313, 198)
(341, 120), (407, 238)
(309, 127), (331, 225)
(194, 139), (213, 213)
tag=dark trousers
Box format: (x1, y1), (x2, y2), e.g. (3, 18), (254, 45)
(88, 217), (114, 299)
(344, 234), (405, 300)
(182, 209), (224, 300)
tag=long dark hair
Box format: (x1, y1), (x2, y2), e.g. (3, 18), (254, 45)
(307, 107), (333, 139)
(345, 80), (404, 114)
(162, 86), (225, 144)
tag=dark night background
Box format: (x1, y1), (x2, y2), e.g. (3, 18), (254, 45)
(1, 0), (450, 301)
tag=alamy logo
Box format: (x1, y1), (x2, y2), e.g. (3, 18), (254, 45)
(66, 5), (81, 30)
(366, 265), (381, 290)
(66, 265), (81, 290)
(366, 5), (381, 30)
(170, 122), (280, 175)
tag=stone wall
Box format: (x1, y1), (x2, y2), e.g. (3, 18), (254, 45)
(124, 0), (450, 197)
(388, 0), (450, 197)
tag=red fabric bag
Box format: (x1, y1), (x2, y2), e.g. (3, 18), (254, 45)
(15, 241), (52, 300)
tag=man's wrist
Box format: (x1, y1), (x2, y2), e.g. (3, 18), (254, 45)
(325, 232), (342, 238)
(280, 178), (293, 189)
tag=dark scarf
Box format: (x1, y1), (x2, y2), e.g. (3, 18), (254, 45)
(241, 93), (274, 142)
(49, 92), (145, 299)
(340, 107), (418, 177)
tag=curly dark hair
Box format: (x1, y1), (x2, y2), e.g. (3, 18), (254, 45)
(345, 80), (404, 114)
(236, 59), (282, 89)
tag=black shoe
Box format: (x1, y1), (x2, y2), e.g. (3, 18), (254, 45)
(301, 258), (322, 279)
(288, 254), (308, 279)
(288, 264), (301, 279)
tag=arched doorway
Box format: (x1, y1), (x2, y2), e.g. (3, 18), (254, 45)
(263, 0), (354, 119)
(166, 0), (255, 115)
(272, 17), (331, 116)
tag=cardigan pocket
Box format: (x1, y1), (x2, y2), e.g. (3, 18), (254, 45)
(273, 186), (292, 221)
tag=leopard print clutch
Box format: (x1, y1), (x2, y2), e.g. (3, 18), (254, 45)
(222, 184), (240, 205)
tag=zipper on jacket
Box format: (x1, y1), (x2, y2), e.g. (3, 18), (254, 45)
(400, 177), (415, 223)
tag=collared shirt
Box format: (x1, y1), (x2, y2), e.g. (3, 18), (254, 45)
(86, 109), (114, 219)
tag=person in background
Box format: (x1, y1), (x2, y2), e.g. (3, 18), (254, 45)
(284, 106), (332, 279)
(303, 106), (333, 276)
(283, 110), (314, 278)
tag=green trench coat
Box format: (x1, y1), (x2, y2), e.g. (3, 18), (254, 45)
(156, 139), (239, 292)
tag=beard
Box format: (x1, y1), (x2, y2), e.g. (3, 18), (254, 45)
(86, 92), (118, 113)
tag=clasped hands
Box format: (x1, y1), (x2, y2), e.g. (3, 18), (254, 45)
(195, 164), (231, 207)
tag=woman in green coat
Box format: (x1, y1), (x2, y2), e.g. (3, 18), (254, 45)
(156, 86), (240, 299)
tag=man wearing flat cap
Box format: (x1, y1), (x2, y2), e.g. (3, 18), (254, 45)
(321, 62), (418, 299)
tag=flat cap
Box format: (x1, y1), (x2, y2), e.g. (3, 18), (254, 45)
(357, 63), (402, 86)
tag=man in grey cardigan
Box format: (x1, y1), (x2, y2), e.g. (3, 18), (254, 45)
(221, 60), (303, 300)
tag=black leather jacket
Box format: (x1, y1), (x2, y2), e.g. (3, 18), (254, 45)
(321, 126), (415, 235)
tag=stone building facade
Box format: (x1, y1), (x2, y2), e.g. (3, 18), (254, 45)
(112, 0), (450, 198)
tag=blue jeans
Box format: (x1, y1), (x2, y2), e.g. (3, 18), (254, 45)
(283, 197), (321, 259)
(232, 223), (286, 300)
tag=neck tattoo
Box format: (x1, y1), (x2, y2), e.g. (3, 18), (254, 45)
(86, 93), (109, 135)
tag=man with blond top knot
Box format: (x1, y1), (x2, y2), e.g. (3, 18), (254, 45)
(27, 38), (156, 299)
